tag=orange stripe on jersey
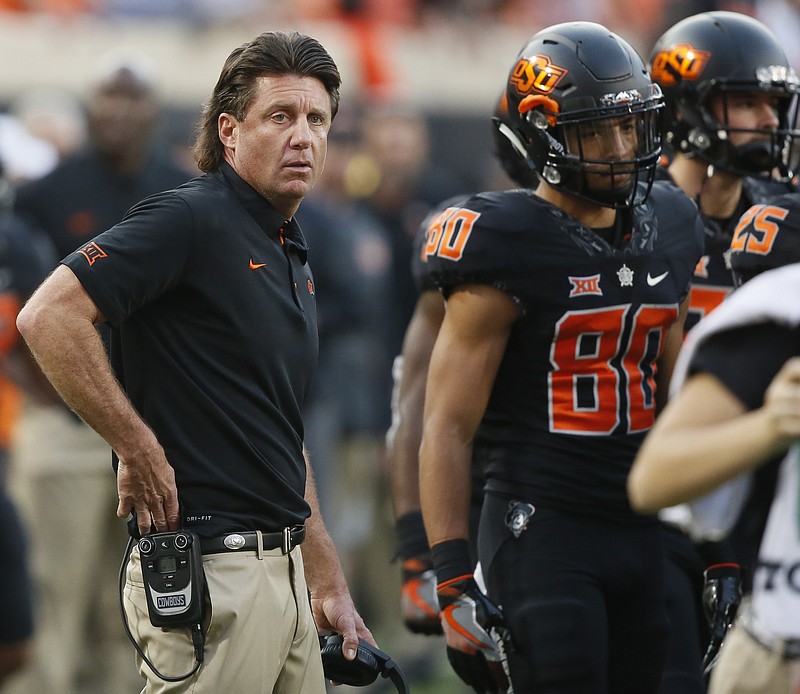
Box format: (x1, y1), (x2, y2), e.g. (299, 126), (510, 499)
(688, 285), (730, 324)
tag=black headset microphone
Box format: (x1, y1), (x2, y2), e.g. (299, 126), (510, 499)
(319, 633), (410, 694)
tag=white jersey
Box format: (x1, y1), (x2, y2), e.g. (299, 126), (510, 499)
(667, 263), (800, 637)
(750, 444), (800, 638)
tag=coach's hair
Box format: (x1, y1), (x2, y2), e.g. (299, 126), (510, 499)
(193, 31), (341, 172)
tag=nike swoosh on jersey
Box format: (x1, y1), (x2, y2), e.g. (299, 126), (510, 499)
(249, 259), (267, 270)
(646, 271), (669, 286)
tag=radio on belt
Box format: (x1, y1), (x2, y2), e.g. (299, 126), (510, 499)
(138, 531), (204, 628)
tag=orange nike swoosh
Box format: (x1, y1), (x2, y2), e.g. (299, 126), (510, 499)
(249, 259), (267, 270)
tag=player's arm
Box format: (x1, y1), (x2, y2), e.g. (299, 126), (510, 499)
(390, 288), (445, 520)
(654, 293), (690, 413)
(420, 283), (519, 692)
(628, 356), (800, 513)
(388, 289), (446, 634)
(420, 283), (519, 551)
(15, 265), (179, 535)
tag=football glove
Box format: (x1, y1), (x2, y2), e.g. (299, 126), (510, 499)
(701, 563), (742, 675)
(437, 575), (512, 694)
(400, 555), (443, 635)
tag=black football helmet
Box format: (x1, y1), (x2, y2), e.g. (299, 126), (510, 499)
(491, 91), (538, 189)
(729, 193), (800, 287)
(650, 11), (800, 180)
(503, 21), (663, 208)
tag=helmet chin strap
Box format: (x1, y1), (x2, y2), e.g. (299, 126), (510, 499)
(574, 164), (639, 209)
(730, 140), (778, 175)
(689, 125), (783, 178)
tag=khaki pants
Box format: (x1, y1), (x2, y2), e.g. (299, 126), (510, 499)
(124, 543), (326, 694)
(708, 618), (800, 694)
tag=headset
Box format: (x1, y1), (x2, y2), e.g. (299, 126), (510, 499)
(319, 633), (409, 694)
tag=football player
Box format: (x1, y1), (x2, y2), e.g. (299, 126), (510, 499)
(419, 21), (704, 693)
(389, 92), (535, 638)
(650, 10), (800, 332)
(648, 13), (800, 690)
(628, 193), (800, 694)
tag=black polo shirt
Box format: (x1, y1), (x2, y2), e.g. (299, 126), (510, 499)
(64, 163), (318, 536)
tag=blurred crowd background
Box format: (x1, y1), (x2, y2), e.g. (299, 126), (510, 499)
(0, 0), (798, 692)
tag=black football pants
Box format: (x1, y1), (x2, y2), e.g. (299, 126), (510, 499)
(658, 522), (707, 694)
(479, 492), (669, 694)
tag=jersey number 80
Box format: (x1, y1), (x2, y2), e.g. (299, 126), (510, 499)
(549, 304), (678, 435)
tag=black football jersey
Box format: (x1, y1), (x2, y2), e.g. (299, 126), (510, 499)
(425, 182), (704, 520)
(685, 176), (792, 331)
(411, 195), (471, 295)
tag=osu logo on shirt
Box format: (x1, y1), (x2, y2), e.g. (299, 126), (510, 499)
(509, 54), (568, 96)
(650, 43), (711, 86)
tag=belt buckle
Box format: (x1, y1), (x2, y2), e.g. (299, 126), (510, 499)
(223, 533), (246, 550)
(282, 527), (291, 554)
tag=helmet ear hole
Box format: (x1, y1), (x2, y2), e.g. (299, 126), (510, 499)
(687, 128), (712, 152)
(529, 110), (550, 130)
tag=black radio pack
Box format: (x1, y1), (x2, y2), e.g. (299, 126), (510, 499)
(138, 531), (205, 628)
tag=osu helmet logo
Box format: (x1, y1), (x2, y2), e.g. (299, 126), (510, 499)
(510, 55), (568, 96)
(651, 43), (711, 86)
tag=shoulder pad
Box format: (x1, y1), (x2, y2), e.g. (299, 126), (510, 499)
(742, 177), (796, 205)
(421, 190), (545, 289)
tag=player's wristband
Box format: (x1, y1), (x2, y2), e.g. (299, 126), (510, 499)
(695, 538), (738, 567)
(396, 511), (430, 561)
(704, 562), (741, 578)
(431, 538), (473, 586)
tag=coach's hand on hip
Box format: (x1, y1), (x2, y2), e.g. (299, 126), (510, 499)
(116, 443), (180, 535)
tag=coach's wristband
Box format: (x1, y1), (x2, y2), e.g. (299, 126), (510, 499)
(396, 511), (430, 561)
(431, 538), (473, 586)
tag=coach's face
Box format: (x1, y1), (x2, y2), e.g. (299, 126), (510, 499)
(219, 74), (332, 218)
